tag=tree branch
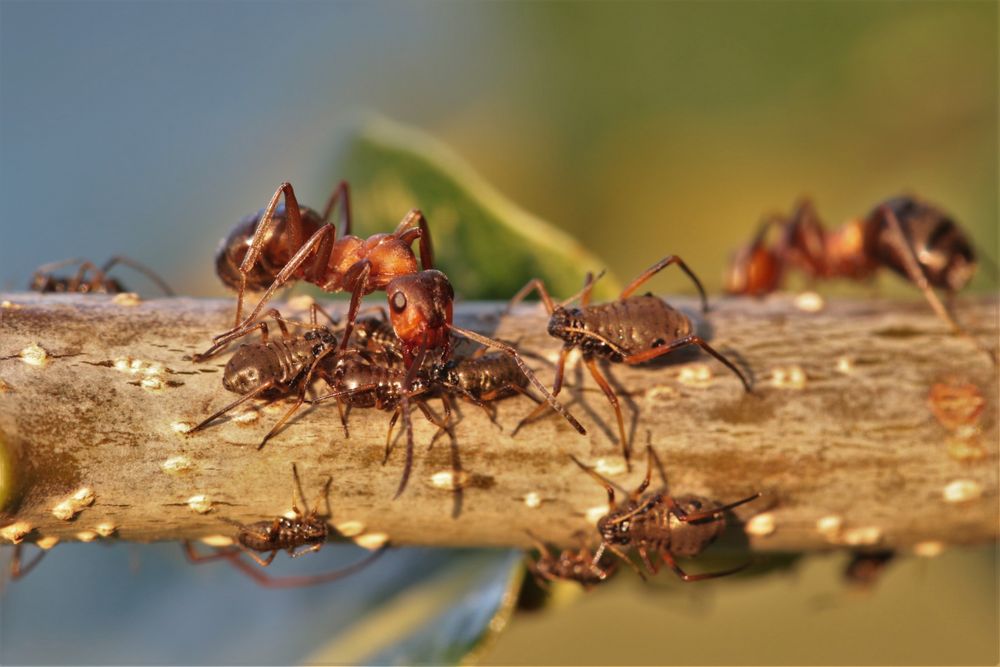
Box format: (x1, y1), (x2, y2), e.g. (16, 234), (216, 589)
(0, 293), (996, 554)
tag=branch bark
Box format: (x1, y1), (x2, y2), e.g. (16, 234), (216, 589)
(0, 292), (996, 553)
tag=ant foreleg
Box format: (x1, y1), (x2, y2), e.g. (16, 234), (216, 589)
(620, 255), (709, 313)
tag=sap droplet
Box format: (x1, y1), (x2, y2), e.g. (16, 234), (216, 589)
(745, 512), (776, 537)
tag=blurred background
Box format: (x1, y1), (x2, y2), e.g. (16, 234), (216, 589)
(1, 1), (997, 664)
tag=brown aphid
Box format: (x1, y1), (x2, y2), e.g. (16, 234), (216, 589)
(187, 305), (341, 449)
(183, 463), (385, 588)
(726, 195), (993, 362)
(573, 446), (760, 582)
(509, 255), (751, 465)
(30, 256), (174, 296)
(525, 530), (617, 589)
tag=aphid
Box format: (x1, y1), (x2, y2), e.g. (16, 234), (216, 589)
(509, 256), (751, 465)
(726, 195), (992, 360)
(206, 179), (432, 357)
(187, 305), (341, 449)
(29, 256), (174, 295)
(183, 463), (385, 588)
(573, 445), (760, 582)
(431, 349), (540, 423)
(525, 530), (616, 589)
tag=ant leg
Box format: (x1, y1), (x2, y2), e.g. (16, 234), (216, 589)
(336, 401), (350, 438)
(569, 455), (617, 512)
(394, 209), (434, 270)
(660, 549), (752, 581)
(320, 179), (352, 235)
(620, 255), (709, 314)
(392, 339), (430, 499)
(880, 206), (997, 365)
(187, 379), (277, 434)
(582, 357), (630, 468)
(232, 223), (337, 334)
(70, 261), (104, 293)
(230, 182), (308, 328)
(505, 279), (556, 315)
(383, 409), (402, 464)
(451, 325), (585, 435)
(30, 258), (84, 287)
(623, 335), (752, 393)
(337, 261), (373, 351)
(101, 256), (175, 296)
(9, 544), (46, 580)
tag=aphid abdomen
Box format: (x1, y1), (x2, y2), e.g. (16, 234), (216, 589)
(452, 354), (526, 398)
(666, 495), (727, 558)
(238, 520), (281, 552)
(575, 296), (692, 361)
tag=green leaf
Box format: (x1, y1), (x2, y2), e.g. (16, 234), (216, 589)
(338, 116), (620, 301)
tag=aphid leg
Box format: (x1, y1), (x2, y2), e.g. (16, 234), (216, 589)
(672, 493), (762, 523)
(182, 541), (242, 564)
(583, 356), (630, 468)
(290, 463), (308, 516)
(70, 261), (104, 292)
(660, 549), (752, 582)
(240, 548), (279, 568)
(394, 209), (434, 270)
(570, 455), (617, 511)
(101, 255), (175, 296)
(603, 542), (647, 581)
(307, 303), (340, 329)
(9, 544), (46, 580)
(880, 206), (998, 365)
(416, 399), (452, 450)
(620, 255), (709, 313)
(637, 545), (659, 575)
(187, 379), (277, 434)
(258, 349), (336, 450)
(505, 278), (557, 315)
(225, 546), (387, 589)
(287, 543), (324, 559)
(623, 334), (752, 393)
(451, 325), (586, 434)
(319, 179), (352, 235)
(629, 446), (653, 500)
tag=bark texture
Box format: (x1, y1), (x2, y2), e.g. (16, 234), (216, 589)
(0, 292), (996, 553)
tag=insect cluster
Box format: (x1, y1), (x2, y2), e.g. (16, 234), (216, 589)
(5, 181), (987, 593)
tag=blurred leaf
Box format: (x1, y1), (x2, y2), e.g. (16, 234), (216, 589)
(339, 116), (620, 301)
(308, 549), (524, 666)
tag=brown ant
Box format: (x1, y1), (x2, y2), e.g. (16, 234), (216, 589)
(725, 195), (994, 361)
(183, 463), (386, 588)
(525, 530), (617, 589)
(572, 445), (760, 582)
(186, 305), (342, 449)
(509, 255), (751, 465)
(30, 256), (174, 295)
(205, 180), (433, 359)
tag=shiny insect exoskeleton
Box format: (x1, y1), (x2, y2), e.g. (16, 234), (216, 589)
(206, 179), (436, 360)
(725, 195), (992, 362)
(184, 464), (385, 588)
(510, 255), (751, 465)
(30, 256), (174, 296)
(187, 304), (341, 449)
(525, 530), (617, 589)
(573, 446), (760, 582)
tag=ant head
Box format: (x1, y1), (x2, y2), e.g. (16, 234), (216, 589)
(386, 270), (454, 356)
(724, 242), (782, 296)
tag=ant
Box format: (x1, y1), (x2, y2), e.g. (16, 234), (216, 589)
(508, 255), (751, 466)
(186, 304), (342, 449)
(205, 179), (432, 360)
(30, 256), (174, 295)
(524, 529), (617, 589)
(725, 195), (994, 361)
(184, 463), (386, 588)
(571, 445), (760, 582)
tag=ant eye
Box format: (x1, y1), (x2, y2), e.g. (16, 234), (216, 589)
(391, 292), (407, 312)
